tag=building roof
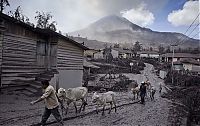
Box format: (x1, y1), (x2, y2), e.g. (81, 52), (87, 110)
(174, 60), (183, 65)
(0, 13), (88, 50)
(113, 48), (133, 54)
(83, 60), (100, 69)
(180, 58), (200, 65)
(160, 53), (200, 59)
(191, 66), (200, 72)
(137, 51), (159, 55)
(36, 28), (89, 50)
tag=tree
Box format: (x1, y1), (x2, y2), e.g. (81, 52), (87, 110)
(150, 47), (153, 51)
(35, 11), (57, 31)
(178, 47), (182, 53)
(0, 0), (9, 13)
(9, 6), (25, 22)
(165, 46), (171, 53)
(133, 41), (142, 52)
(8, 6), (34, 26)
(103, 46), (113, 63)
(113, 43), (120, 48)
(59, 30), (62, 34)
(158, 45), (165, 53)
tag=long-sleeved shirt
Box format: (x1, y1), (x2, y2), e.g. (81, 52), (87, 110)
(140, 85), (146, 95)
(41, 85), (59, 109)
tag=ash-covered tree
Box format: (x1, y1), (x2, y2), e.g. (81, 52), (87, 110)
(35, 11), (57, 31)
(133, 41), (142, 52)
(150, 47), (153, 51)
(8, 6), (34, 26)
(9, 6), (26, 22)
(158, 45), (165, 54)
(0, 0), (10, 13)
(165, 46), (171, 53)
(113, 43), (120, 48)
(103, 45), (113, 63)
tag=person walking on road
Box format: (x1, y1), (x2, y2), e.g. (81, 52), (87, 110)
(159, 82), (162, 93)
(140, 81), (147, 104)
(30, 80), (63, 126)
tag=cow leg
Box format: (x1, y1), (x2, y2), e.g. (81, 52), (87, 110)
(82, 98), (88, 111)
(108, 102), (113, 114)
(113, 101), (117, 112)
(95, 105), (99, 114)
(79, 104), (83, 113)
(73, 102), (77, 114)
(65, 105), (69, 115)
(102, 105), (105, 116)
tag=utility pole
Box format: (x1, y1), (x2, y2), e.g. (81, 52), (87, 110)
(171, 44), (178, 85)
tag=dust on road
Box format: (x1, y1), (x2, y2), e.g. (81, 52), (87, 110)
(0, 63), (172, 126)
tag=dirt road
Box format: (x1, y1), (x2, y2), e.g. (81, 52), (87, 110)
(0, 63), (172, 126)
(50, 63), (171, 126)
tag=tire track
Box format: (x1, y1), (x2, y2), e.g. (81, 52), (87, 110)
(30, 100), (140, 126)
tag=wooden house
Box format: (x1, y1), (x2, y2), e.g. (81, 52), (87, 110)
(0, 13), (88, 94)
(160, 53), (200, 62)
(137, 51), (160, 59)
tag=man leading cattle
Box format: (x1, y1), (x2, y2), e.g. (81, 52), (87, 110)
(30, 80), (63, 126)
(140, 81), (147, 104)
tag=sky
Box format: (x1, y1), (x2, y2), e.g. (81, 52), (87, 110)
(4, 0), (200, 39)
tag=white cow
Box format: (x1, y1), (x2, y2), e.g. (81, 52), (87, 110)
(150, 86), (156, 100)
(57, 87), (88, 115)
(92, 91), (117, 116)
(131, 87), (140, 100)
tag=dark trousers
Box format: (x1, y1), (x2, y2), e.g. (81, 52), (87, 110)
(41, 106), (63, 126)
(140, 93), (145, 104)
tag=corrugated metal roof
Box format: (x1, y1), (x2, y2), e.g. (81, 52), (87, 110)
(137, 51), (159, 55)
(0, 13), (89, 50)
(181, 58), (200, 65)
(191, 66), (200, 72)
(113, 48), (133, 53)
(83, 60), (100, 69)
(160, 53), (200, 58)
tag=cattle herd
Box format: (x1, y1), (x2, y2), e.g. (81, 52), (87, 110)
(57, 81), (161, 116)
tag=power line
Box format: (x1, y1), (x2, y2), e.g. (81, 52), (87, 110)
(191, 31), (200, 39)
(187, 23), (200, 37)
(177, 23), (200, 46)
(175, 13), (200, 45)
(183, 13), (199, 35)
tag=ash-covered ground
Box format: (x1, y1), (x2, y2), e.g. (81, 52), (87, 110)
(0, 64), (175, 126)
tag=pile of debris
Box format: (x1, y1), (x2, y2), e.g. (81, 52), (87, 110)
(87, 74), (132, 92)
(162, 86), (200, 125)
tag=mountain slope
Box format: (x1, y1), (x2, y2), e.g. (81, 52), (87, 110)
(69, 15), (199, 48)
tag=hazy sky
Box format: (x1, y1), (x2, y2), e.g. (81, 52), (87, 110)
(5, 0), (200, 39)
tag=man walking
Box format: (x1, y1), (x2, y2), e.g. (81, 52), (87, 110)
(30, 80), (63, 126)
(140, 81), (147, 104)
(159, 82), (162, 93)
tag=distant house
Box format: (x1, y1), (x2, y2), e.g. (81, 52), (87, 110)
(113, 48), (133, 59)
(94, 48), (119, 59)
(160, 53), (200, 62)
(110, 49), (119, 58)
(93, 49), (104, 59)
(137, 51), (160, 59)
(173, 61), (184, 71)
(83, 59), (100, 75)
(181, 58), (200, 74)
(0, 13), (88, 91)
(172, 58), (200, 74)
(84, 49), (99, 59)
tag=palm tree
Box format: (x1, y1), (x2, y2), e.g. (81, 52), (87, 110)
(0, 0), (10, 13)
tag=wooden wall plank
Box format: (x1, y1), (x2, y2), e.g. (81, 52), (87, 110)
(1, 33), (45, 86)
(57, 39), (84, 69)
